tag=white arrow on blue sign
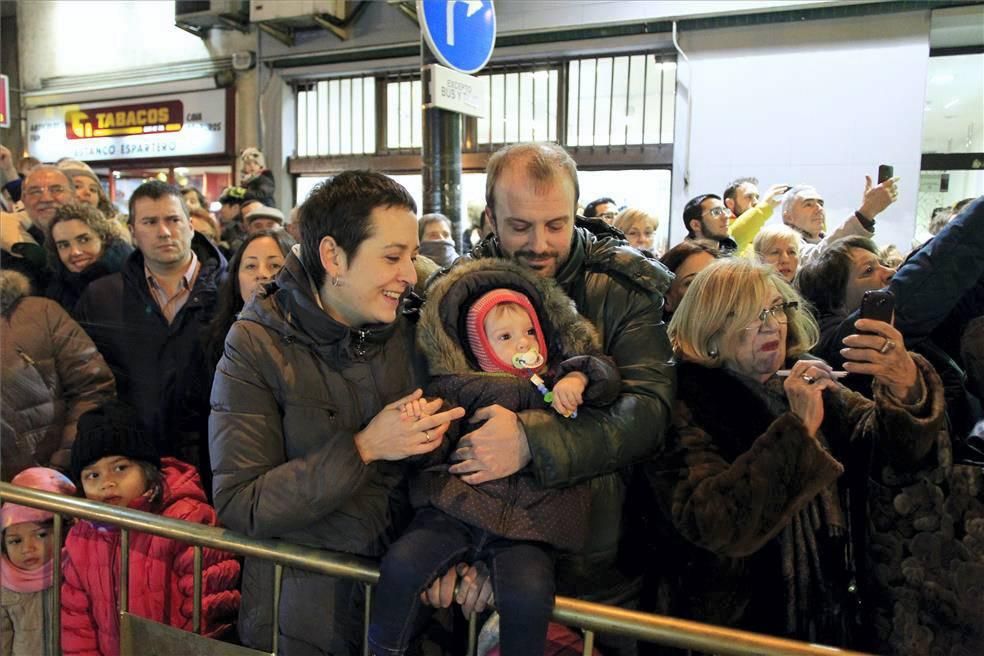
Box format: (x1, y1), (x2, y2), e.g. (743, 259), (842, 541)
(418, 0), (497, 75)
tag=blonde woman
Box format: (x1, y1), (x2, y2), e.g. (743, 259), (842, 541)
(643, 258), (947, 651)
(753, 224), (802, 283)
(613, 208), (660, 254)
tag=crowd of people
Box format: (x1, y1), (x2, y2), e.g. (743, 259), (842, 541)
(0, 139), (982, 656)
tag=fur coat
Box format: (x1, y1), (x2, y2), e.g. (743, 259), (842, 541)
(642, 354), (982, 654)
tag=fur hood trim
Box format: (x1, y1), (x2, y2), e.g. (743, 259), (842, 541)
(420, 258), (602, 375)
(0, 270), (31, 315)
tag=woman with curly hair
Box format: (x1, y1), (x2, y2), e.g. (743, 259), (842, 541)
(45, 203), (132, 313)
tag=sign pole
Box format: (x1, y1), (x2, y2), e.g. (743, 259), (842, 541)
(421, 38), (463, 253)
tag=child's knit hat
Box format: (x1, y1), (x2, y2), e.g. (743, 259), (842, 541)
(70, 401), (161, 484)
(466, 288), (548, 375)
(1, 468), (76, 530)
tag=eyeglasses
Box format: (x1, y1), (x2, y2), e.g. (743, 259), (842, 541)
(742, 301), (799, 332)
(597, 211), (618, 220)
(24, 185), (69, 199)
(702, 207), (731, 219)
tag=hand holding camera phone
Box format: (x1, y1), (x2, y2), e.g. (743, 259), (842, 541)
(859, 289), (895, 332)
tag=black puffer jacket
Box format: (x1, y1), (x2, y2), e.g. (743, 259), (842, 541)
(459, 218), (676, 597)
(75, 233), (226, 471)
(415, 258), (620, 552)
(209, 253), (420, 654)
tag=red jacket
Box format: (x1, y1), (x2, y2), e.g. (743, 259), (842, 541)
(60, 458), (240, 656)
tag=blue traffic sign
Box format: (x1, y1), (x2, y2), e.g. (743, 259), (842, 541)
(418, 0), (496, 75)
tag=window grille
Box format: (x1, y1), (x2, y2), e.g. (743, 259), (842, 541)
(295, 76), (375, 156)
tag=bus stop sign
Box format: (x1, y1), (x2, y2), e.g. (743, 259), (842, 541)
(418, 0), (496, 75)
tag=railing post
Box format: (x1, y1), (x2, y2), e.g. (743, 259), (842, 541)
(272, 564), (283, 655)
(50, 513), (63, 656)
(363, 583), (373, 656)
(119, 529), (129, 613)
(467, 612), (477, 656)
(582, 629), (595, 655)
(193, 545), (203, 634)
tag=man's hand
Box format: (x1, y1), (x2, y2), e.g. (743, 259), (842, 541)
(858, 175), (899, 220)
(0, 146), (18, 183)
(760, 183), (791, 208)
(448, 404), (531, 484)
(420, 562), (494, 617)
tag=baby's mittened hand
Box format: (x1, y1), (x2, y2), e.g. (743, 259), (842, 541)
(551, 373), (587, 418)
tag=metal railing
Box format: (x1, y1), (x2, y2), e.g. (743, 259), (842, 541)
(0, 482), (871, 656)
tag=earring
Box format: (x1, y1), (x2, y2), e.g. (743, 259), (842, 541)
(330, 275), (343, 287)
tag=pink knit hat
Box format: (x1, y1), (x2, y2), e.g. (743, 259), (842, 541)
(1, 468), (76, 531)
(466, 288), (548, 375)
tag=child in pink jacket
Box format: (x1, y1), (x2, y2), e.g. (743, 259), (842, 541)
(60, 402), (240, 656)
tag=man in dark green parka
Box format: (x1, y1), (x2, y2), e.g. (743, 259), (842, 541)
(431, 142), (676, 650)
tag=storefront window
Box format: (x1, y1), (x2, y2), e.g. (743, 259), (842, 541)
(916, 52), (983, 240)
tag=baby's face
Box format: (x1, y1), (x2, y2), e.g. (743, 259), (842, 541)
(3, 521), (54, 571)
(485, 305), (540, 367)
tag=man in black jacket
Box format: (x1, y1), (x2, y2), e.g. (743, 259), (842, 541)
(76, 181), (226, 487)
(430, 142), (676, 653)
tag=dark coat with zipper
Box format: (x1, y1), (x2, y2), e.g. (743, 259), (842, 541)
(414, 258), (621, 552)
(0, 270), (115, 480)
(74, 232), (226, 473)
(458, 217), (676, 599)
(208, 253), (421, 655)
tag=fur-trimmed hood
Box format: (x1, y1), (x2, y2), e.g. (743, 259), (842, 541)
(0, 269), (31, 315)
(419, 258), (602, 375)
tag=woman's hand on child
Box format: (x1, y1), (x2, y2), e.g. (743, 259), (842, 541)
(551, 372), (587, 417)
(354, 389), (464, 463)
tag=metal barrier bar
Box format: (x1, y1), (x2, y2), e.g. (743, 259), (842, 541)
(363, 583), (372, 656)
(0, 483), (871, 656)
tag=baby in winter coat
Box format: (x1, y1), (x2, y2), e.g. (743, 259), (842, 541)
(60, 401), (240, 656)
(369, 259), (621, 656)
(1, 467), (76, 656)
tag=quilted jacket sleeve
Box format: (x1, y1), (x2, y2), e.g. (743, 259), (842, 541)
(60, 547), (100, 656)
(209, 321), (376, 538)
(166, 499), (241, 638)
(46, 301), (116, 471)
(650, 401), (845, 558)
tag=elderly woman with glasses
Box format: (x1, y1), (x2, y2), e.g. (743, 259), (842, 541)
(642, 258), (947, 651)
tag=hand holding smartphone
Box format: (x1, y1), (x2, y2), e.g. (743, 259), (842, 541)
(859, 289), (895, 332)
(877, 164), (894, 184)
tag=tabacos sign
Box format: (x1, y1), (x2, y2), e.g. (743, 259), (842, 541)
(66, 100), (184, 140)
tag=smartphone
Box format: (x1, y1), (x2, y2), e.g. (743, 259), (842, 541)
(859, 289), (895, 328)
(877, 164), (894, 184)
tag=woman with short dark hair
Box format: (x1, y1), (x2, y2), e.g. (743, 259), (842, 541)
(209, 171), (464, 655)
